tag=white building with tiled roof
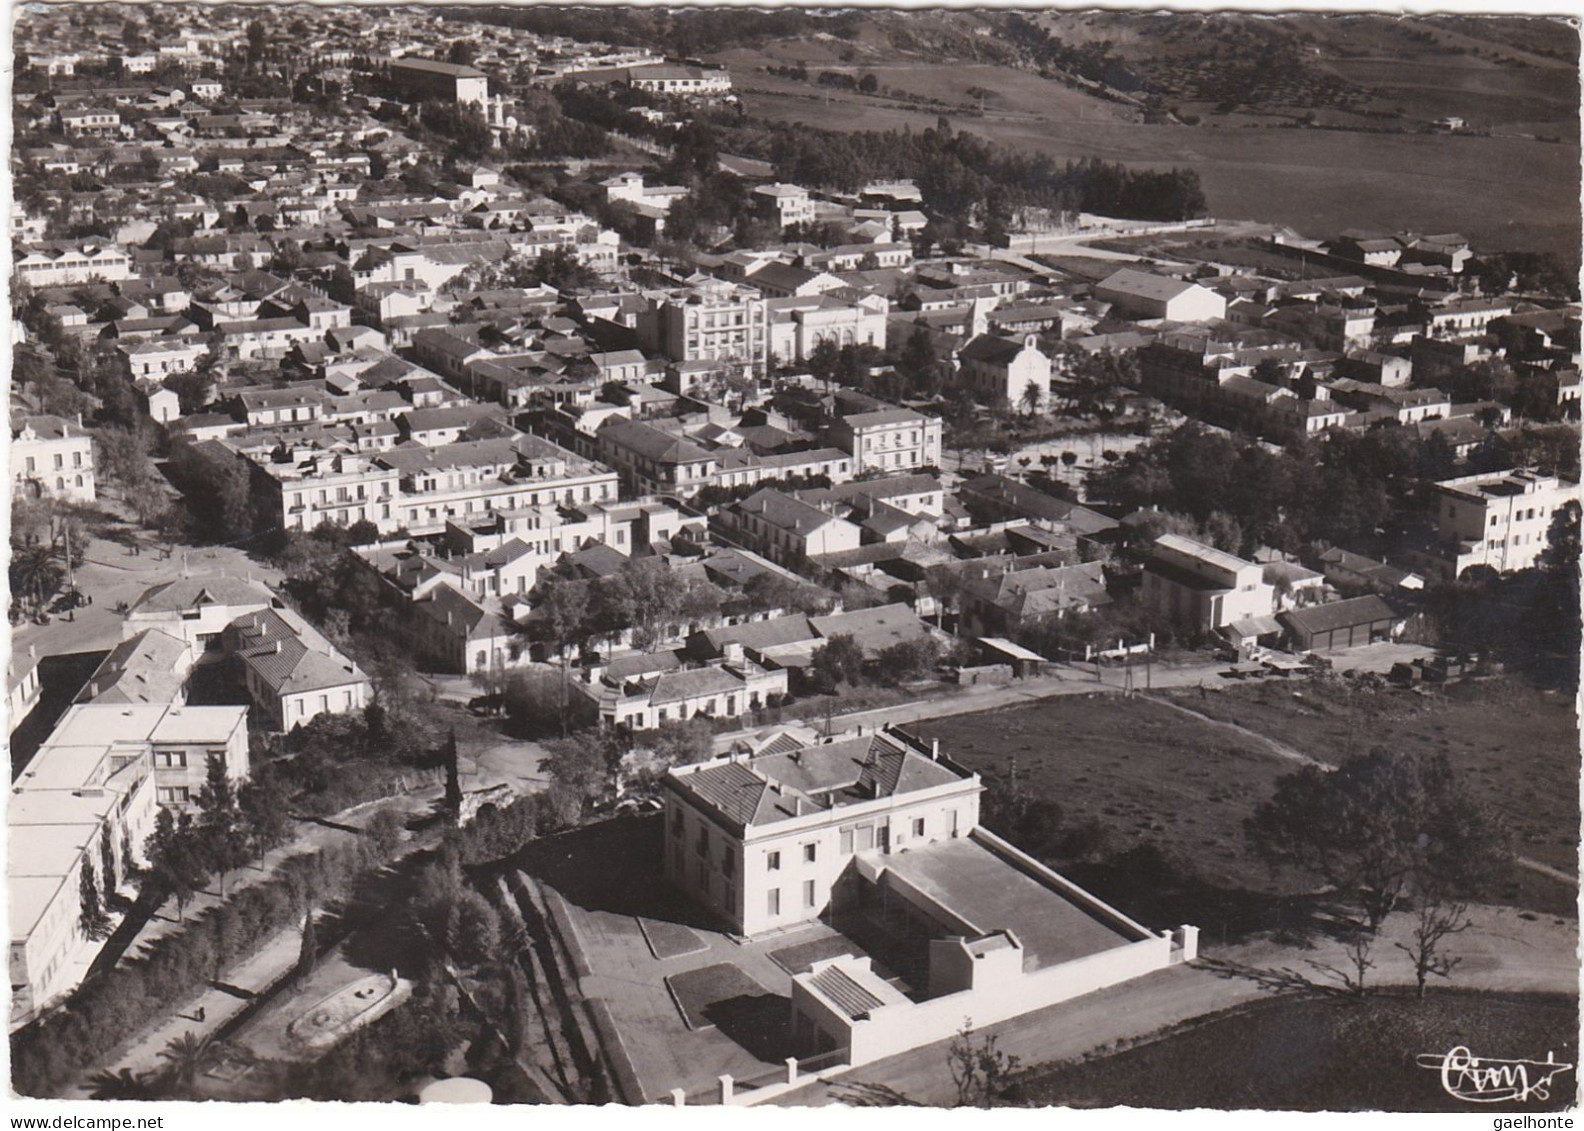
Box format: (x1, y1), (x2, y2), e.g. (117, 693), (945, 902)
(222, 607), (372, 730)
(11, 414), (95, 503)
(662, 728), (982, 937)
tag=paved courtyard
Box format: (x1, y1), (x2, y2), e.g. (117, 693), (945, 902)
(520, 818), (859, 1101)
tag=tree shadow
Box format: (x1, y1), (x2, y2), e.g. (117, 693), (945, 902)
(1194, 956), (1358, 998)
(1060, 843), (1340, 948)
(701, 992), (791, 1064)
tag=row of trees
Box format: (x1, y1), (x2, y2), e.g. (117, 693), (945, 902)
(762, 120), (1208, 226)
(142, 756), (295, 921)
(17, 835), (387, 1096)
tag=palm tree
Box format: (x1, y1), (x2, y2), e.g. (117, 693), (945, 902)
(155, 1031), (225, 1099)
(87, 1067), (162, 1100)
(10, 544), (62, 613)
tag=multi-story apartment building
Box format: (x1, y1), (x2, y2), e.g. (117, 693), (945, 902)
(11, 414), (96, 503)
(9, 700), (249, 1025)
(752, 183), (815, 228)
(57, 107), (121, 136)
(380, 435), (619, 535)
(647, 282), (771, 377)
(595, 419), (719, 498)
(716, 489), (864, 569)
(253, 449), (403, 533)
(223, 608), (373, 730)
(825, 403), (943, 474)
(116, 339), (207, 384)
(1140, 534), (1275, 633)
(1431, 469), (1580, 578)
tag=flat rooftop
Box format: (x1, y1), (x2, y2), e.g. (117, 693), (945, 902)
(880, 838), (1136, 972)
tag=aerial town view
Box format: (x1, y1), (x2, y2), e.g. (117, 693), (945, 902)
(5, 2), (1579, 1120)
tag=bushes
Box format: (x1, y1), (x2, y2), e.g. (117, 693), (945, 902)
(11, 841), (384, 1097)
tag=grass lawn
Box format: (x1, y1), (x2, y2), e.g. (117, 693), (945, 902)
(1012, 990), (1578, 1112)
(1164, 677), (1581, 880)
(664, 964), (771, 1032)
(638, 917), (708, 961)
(769, 934), (862, 976)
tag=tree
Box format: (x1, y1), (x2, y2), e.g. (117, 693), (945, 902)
(145, 808), (209, 922)
(875, 635), (940, 684)
(637, 718), (715, 768)
(807, 338), (841, 390)
(296, 909), (319, 983)
(1393, 883), (1474, 999)
(443, 729), (463, 815)
(445, 889), (502, 968)
(156, 1032), (226, 1100)
(238, 776), (294, 862)
(88, 1068), (162, 1101)
(245, 20), (267, 67)
(100, 828), (119, 899)
(541, 730), (620, 824)
(858, 73), (879, 94)
(365, 807), (407, 856)
(811, 633), (866, 690)
(604, 559), (681, 652)
(948, 1023), (1021, 1108)
(10, 544), (64, 613)
(79, 860), (113, 941)
(198, 755), (248, 897)
(1247, 749), (1510, 935)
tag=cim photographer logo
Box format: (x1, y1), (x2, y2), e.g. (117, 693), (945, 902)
(1416, 1046), (1574, 1104)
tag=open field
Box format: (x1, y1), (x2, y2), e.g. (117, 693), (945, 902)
(1160, 678), (1581, 877)
(722, 53), (1136, 125)
(738, 86), (1580, 258)
(912, 694), (1304, 940)
(911, 679), (1577, 938)
(1014, 990), (1578, 1112)
(1319, 56), (1578, 136)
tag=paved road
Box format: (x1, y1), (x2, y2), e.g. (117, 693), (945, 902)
(774, 903), (1578, 1107)
(716, 640), (1427, 754)
(14, 532), (283, 663)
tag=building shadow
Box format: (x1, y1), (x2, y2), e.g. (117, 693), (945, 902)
(512, 815), (723, 931)
(702, 992), (791, 1064)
